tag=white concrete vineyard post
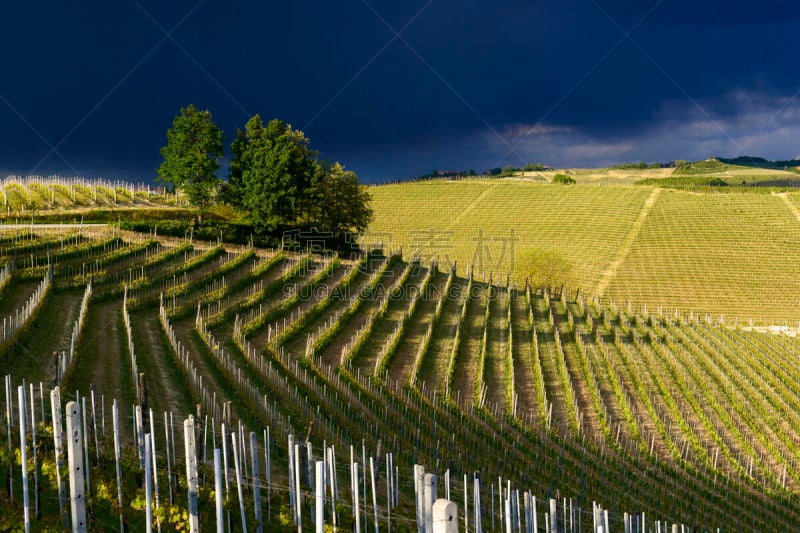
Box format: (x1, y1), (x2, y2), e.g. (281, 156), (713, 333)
(250, 432), (262, 533)
(432, 499), (458, 533)
(51, 388), (66, 524)
(370, 457), (378, 532)
(65, 401), (87, 532)
(505, 497), (511, 533)
(164, 412), (173, 505)
(18, 387), (29, 533)
(113, 401), (124, 532)
(144, 435), (153, 533)
(424, 473), (437, 533)
(473, 478), (481, 533)
(232, 434), (248, 533)
(295, 444), (303, 533)
(214, 448), (224, 533)
(315, 461), (325, 533)
(184, 418), (199, 533)
(352, 462), (361, 533)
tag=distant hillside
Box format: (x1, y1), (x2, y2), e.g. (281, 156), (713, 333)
(364, 179), (800, 323)
(719, 155), (800, 170)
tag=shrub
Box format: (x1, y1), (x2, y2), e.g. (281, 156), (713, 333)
(552, 173), (576, 184)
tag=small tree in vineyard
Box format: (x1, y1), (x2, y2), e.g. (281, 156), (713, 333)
(517, 248), (574, 295)
(308, 162), (373, 237)
(157, 104), (224, 210)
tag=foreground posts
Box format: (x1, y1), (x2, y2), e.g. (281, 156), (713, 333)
(433, 499), (458, 533)
(65, 401), (87, 532)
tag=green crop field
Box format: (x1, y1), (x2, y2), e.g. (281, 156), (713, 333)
(2, 175), (800, 530)
(365, 179), (800, 324)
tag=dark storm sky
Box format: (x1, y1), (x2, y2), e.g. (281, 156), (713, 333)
(1, 0), (799, 182)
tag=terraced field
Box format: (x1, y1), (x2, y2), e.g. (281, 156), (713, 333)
(0, 226), (799, 530)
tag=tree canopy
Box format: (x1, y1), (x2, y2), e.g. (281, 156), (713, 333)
(234, 116), (320, 232)
(516, 248), (574, 293)
(310, 162), (373, 235)
(158, 106), (373, 245)
(157, 104), (224, 209)
(227, 115), (371, 239)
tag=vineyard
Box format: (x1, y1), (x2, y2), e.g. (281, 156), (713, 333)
(365, 181), (800, 324)
(0, 223), (799, 531)
(0, 176), (179, 212)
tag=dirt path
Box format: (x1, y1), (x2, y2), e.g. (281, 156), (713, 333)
(451, 282), (487, 407)
(271, 262), (352, 355)
(600, 336), (672, 462)
(509, 290), (538, 424)
(417, 277), (466, 393)
(172, 317), (245, 427)
(214, 255), (287, 315)
(248, 259), (330, 348)
(0, 279), (41, 320)
(282, 261), (375, 358)
(483, 285), (507, 413)
(441, 183), (500, 233)
(531, 294), (570, 432)
(129, 309), (193, 417)
(353, 265), (425, 374)
(594, 187), (660, 297)
(776, 191), (800, 223)
(387, 271), (445, 386)
(0, 289), (83, 385)
(551, 300), (604, 442)
(68, 298), (131, 407)
(318, 260), (402, 366)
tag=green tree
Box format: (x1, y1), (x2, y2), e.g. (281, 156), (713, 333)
(157, 104), (224, 209)
(221, 128), (248, 206)
(310, 162), (373, 236)
(239, 117), (319, 232)
(516, 248), (574, 293)
(552, 173), (576, 184)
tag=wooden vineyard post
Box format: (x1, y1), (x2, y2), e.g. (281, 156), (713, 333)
(433, 499), (458, 533)
(214, 448), (224, 533)
(18, 387), (29, 533)
(51, 387), (67, 526)
(184, 418), (200, 533)
(65, 401), (87, 532)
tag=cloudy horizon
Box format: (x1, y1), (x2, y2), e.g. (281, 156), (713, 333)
(1, 1), (798, 183)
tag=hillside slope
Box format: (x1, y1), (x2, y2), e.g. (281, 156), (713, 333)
(365, 180), (800, 323)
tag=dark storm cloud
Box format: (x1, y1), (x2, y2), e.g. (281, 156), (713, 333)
(0, 1), (798, 181)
